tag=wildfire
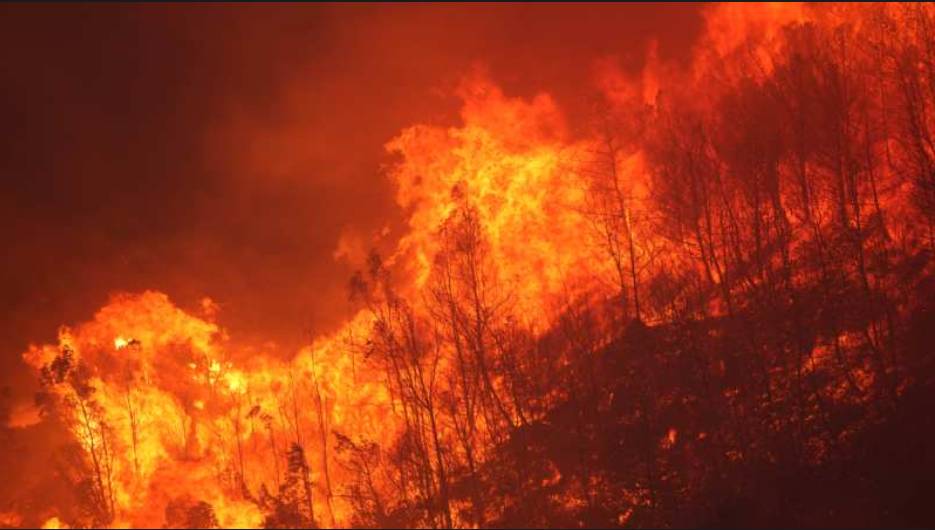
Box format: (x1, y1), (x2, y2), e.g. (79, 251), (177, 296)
(8, 2), (935, 528)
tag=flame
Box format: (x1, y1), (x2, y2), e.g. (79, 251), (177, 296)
(40, 517), (66, 529)
(12, 3), (935, 527)
(662, 428), (678, 450)
(385, 71), (609, 325)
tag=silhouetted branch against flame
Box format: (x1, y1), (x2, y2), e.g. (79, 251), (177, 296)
(16, 3), (935, 528)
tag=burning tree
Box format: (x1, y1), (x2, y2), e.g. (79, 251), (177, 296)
(10, 3), (935, 529)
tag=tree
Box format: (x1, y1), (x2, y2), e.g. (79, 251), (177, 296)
(164, 496), (220, 529)
(262, 443), (316, 529)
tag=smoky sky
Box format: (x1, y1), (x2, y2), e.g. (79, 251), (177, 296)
(0, 3), (705, 403)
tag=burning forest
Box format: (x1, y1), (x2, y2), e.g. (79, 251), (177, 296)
(2, 2), (935, 528)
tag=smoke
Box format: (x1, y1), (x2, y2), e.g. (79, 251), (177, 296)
(0, 1), (704, 366)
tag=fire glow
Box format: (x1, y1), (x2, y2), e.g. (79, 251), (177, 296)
(4, 3), (935, 529)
